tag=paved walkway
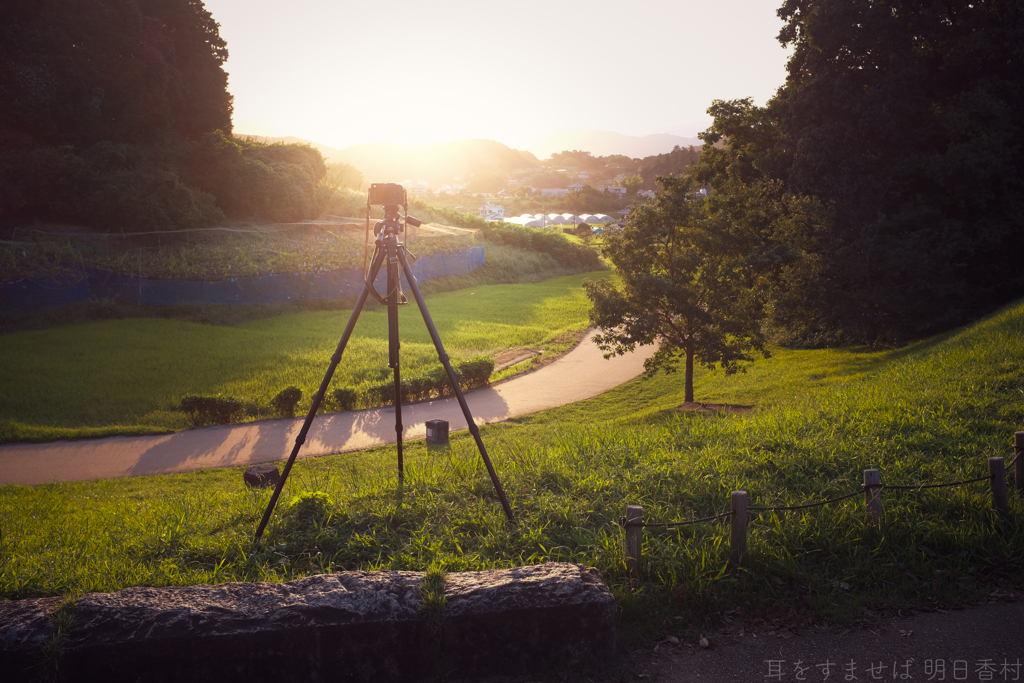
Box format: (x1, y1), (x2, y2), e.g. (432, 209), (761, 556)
(0, 330), (657, 486)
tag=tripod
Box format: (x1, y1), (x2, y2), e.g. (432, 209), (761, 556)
(254, 202), (514, 541)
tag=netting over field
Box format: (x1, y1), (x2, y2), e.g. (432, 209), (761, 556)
(0, 247), (484, 314)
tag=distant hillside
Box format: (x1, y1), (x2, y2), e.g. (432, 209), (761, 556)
(524, 130), (703, 160)
(332, 139), (539, 188)
(242, 137), (541, 189)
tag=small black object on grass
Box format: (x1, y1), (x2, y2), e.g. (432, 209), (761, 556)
(244, 464), (281, 489)
(426, 419), (449, 447)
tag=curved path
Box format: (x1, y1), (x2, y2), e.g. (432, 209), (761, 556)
(0, 331), (656, 486)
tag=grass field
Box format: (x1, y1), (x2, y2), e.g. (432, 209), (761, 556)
(2, 297), (1022, 643)
(0, 271), (607, 442)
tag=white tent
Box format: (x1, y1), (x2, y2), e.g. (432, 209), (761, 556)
(547, 213), (565, 224)
(591, 214), (613, 224)
(505, 215), (547, 227)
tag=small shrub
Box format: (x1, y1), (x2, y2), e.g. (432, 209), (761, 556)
(179, 395), (244, 426)
(271, 386), (303, 418)
(376, 380), (396, 406)
(286, 491), (334, 523)
(331, 387), (358, 411)
(456, 356), (495, 389)
(426, 367), (453, 397)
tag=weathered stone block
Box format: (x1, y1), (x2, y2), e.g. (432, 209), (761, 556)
(0, 563), (615, 682)
(243, 463), (280, 488)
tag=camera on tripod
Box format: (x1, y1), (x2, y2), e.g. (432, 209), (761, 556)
(254, 179), (514, 540)
(368, 182), (407, 207)
(368, 183), (422, 237)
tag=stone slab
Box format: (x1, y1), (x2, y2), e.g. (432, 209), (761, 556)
(0, 563), (615, 682)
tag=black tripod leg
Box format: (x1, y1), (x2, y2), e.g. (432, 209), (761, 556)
(254, 246), (388, 542)
(397, 248), (515, 522)
(386, 245), (404, 485)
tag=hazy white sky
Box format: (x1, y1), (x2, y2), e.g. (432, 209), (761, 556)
(203, 0), (792, 154)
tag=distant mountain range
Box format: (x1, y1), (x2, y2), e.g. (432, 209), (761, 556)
(238, 131), (704, 187)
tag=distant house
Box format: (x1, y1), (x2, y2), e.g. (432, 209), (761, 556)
(577, 171), (590, 180)
(603, 186), (627, 196)
(541, 188), (569, 197)
(568, 183), (586, 192)
(638, 190), (656, 198)
(408, 181), (431, 197)
(479, 203), (505, 221)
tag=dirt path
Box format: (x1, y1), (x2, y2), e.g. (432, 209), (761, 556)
(0, 330), (657, 486)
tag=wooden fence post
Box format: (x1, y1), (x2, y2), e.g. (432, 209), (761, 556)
(989, 457), (1008, 517)
(864, 469), (882, 528)
(730, 491), (748, 566)
(624, 505), (643, 580)
(1015, 432), (1023, 494)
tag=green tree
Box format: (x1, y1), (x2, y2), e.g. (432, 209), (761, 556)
(584, 176), (769, 403)
(0, 0), (231, 147)
(692, 0), (1024, 344)
(637, 146), (701, 190)
(323, 162), (363, 191)
(617, 175), (644, 195)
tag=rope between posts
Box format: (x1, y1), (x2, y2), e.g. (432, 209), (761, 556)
(748, 487), (865, 512)
(879, 474), (993, 490)
(621, 471), (1001, 528)
(620, 511), (733, 528)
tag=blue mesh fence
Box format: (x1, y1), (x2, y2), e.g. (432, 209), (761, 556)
(0, 247), (484, 314)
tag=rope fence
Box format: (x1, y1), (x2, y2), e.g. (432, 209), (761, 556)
(617, 431), (1024, 579)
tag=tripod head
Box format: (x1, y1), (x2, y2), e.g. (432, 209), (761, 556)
(374, 204), (405, 239)
(367, 183), (423, 243)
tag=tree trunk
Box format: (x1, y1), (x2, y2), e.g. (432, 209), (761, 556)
(685, 346), (694, 403)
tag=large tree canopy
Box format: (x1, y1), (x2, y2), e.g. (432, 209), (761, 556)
(0, 1), (336, 232)
(584, 176), (770, 403)
(694, 0), (1024, 345)
(1, 0), (232, 147)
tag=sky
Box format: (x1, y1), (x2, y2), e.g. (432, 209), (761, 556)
(202, 0), (793, 156)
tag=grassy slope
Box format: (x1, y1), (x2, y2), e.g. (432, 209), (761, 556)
(0, 299), (1021, 642)
(0, 271), (606, 442)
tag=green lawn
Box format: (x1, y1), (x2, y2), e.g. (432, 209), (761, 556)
(0, 272), (607, 442)
(2, 297), (1021, 643)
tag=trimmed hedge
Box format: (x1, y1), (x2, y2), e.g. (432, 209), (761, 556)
(331, 387), (358, 411)
(180, 395), (244, 426)
(270, 386), (303, 418)
(329, 355), (495, 411)
(179, 357), (494, 427)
